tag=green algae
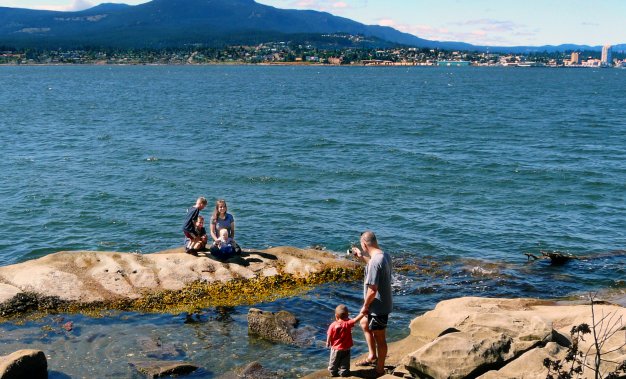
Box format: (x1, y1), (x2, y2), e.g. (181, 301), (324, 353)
(0, 265), (364, 322)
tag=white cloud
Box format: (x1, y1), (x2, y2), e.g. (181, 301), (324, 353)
(28, 0), (94, 11)
(289, 0), (357, 14)
(69, 0), (95, 11)
(293, 0), (321, 8)
(380, 18), (538, 46)
(377, 18), (395, 27)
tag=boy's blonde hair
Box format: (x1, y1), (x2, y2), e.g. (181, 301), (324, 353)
(197, 197), (208, 206)
(335, 304), (349, 320)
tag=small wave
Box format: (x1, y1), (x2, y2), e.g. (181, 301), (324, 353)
(246, 175), (284, 183)
(469, 266), (495, 276)
(146, 156), (159, 162)
(16, 157), (35, 165)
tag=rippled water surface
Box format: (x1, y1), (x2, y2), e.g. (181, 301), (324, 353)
(0, 66), (625, 377)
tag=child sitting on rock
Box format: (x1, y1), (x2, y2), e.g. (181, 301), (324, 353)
(185, 216), (207, 256)
(326, 304), (365, 377)
(209, 228), (235, 260)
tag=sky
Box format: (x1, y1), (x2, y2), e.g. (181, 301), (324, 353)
(1, 0), (624, 47)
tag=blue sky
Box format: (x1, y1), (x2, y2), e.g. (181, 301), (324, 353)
(2, 0), (624, 46)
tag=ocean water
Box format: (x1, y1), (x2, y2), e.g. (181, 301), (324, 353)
(0, 65), (625, 377)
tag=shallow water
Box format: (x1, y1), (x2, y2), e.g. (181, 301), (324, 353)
(0, 66), (625, 377)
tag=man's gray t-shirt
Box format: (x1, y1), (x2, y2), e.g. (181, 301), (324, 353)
(363, 251), (393, 315)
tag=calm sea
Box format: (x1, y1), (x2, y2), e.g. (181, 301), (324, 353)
(0, 65), (625, 377)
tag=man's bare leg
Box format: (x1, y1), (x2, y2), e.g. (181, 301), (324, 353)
(373, 329), (387, 375)
(360, 316), (377, 362)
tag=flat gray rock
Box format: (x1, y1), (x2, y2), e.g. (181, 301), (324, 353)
(129, 360), (198, 378)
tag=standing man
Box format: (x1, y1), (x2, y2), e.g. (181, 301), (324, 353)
(350, 230), (393, 377)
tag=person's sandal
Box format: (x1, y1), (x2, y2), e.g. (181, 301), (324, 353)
(355, 358), (377, 367)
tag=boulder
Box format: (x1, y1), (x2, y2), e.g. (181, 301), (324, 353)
(409, 313), (551, 378)
(247, 308), (300, 345)
(478, 342), (567, 379)
(0, 349), (47, 379)
(406, 303), (552, 378)
(129, 360), (198, 378)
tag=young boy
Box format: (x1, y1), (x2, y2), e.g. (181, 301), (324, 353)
(326, 304), (365, 377)
(183, 196), (207, 241)
(185, 215), (208, 255)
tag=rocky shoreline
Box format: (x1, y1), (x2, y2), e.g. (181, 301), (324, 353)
(1, 249), (625, 379)
(304, 297), (626, 379)
(2, 296), (624, 379)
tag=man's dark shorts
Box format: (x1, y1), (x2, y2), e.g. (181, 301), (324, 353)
(367, 314), (388, 331)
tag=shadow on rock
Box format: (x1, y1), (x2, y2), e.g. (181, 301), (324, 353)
(242, 251), (278, 260)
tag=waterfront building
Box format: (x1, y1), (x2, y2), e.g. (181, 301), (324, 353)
(601, 45), (612, 67)
(570, 52), (580, 65)
(582, 58), (601, 67)
(362, 59), (394, 66)
(436, 60), (471, 67)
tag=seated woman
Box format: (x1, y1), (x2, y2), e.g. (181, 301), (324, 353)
(209, 228), (235, 260)
(210, 199), (242, 254)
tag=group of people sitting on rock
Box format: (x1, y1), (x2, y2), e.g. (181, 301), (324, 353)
(182, 196), (241, 258)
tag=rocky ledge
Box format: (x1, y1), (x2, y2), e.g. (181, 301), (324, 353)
(0, 247), (362, 319)
(305, 297), (626, 379)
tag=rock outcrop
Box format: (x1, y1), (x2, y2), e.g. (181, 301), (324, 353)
(304, 297), (626, 379)
(218, 361), (285, 379)
(0, 349), (47, 379)
(0, 247), (361, 318)
(406, 310), (552, 378)
(129, 360), (199, 378)
(247, 308), (301, 345)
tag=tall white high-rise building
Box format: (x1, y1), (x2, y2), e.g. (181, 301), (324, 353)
(601, 45), (612, 66)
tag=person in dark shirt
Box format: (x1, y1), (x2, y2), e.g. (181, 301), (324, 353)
(185, 215), (208, 255)
(349, 230), (393, 376)
(183, 196), (208, 249)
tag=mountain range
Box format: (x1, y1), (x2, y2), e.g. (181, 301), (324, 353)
(0, 0), (623, 53)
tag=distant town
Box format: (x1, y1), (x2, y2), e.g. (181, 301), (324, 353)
(2, 37), (625, 68)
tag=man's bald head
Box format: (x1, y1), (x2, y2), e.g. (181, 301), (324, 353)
(360, 230), (378, 247)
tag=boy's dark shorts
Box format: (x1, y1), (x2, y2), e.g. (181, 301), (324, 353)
(367, 314), (388, 331)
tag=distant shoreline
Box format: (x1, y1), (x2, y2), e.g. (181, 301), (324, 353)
(1, 62), (621, 68)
